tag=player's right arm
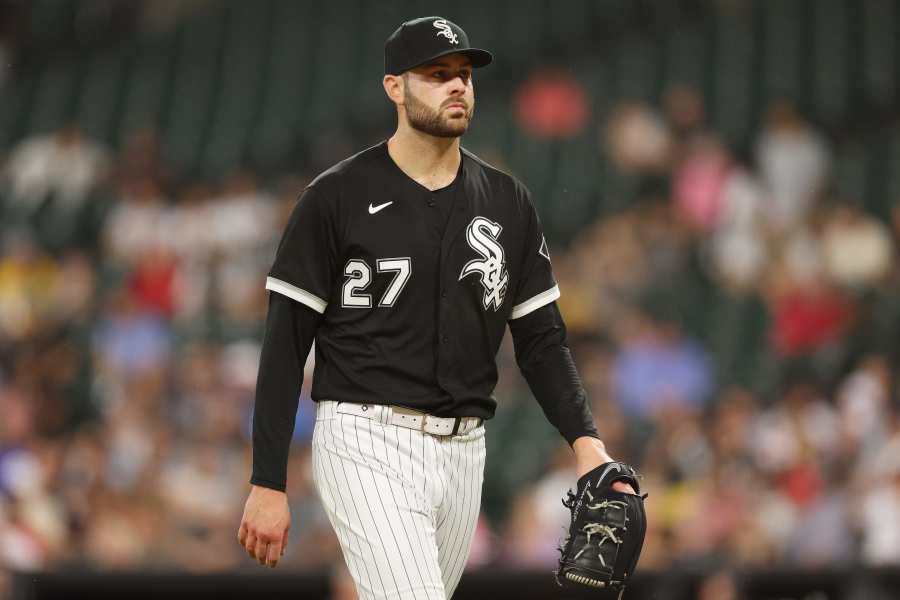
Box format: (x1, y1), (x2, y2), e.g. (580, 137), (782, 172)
(239, 293), (322, 567)
(239, 185), (337, 568)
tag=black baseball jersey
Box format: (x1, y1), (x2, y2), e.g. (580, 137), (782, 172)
(266, 141), (559, 419)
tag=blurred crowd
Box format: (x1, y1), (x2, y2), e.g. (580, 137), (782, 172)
(2, 77), (900, 600)
(498, 83), (900, 581)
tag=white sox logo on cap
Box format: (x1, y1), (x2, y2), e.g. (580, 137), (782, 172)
(433, 19), (459, 45)
(460, 216), (508, 311)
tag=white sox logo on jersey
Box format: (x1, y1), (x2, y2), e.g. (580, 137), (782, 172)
(433, 19), (459, 45)
(459, 217), (509, 311)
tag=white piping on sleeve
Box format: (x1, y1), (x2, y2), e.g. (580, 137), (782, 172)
(265, 276), (327, 314)
(509, 284), (560, 320)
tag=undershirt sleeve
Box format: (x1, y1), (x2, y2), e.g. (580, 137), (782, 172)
(508, 300), (600, 447)
(250, 291), (322, 491)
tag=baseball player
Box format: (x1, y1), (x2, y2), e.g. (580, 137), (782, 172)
(237, 16), (635, 599)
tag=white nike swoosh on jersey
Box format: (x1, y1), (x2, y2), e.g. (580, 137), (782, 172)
(368, 201), (393, 214)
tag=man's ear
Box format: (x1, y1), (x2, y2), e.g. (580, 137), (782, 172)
(383, 74), (404, 106)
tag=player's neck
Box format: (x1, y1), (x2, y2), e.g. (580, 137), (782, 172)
(387, 128), (461, 191)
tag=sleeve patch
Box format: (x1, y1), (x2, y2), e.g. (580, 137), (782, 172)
(538, 236), (551, 262)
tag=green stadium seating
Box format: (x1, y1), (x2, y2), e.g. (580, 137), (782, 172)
(118, 38), (172, 146)
(811, 0), (850, 125)
(27, 56), (82, 134)
(710, 8), (755, 146)
(201, 0), (271, 174)
(3, 0), (897, 217)
(861, 0), (897, 107)
(76, 49), (128, 145)
(163, 7), (227, 174)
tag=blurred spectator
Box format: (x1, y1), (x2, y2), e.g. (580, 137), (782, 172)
(709, 168), (769, 291)
(697, 571), (741, 600)
(127, 246), (181, 318)
(821, 203), (893, 290)
(0, 235), (60, 341)
(93, 288), (173, 386)
(502, 444), (576, 566)
(103, 177), (170, 266)
(3, 124), (109, 214)
(210, 170), (276, 255)
(782, 464), (853, 566)
(166, 183), (215, 261)
(663, 84), (706, 151)
(669, 463), (766, 567)
(0, 388), (69, 570)
(672, 134), (731, 232)
(612, 310), (713, 418)
(605, 101), (671, 173)
(756, 100), (830, 233)
(752, 374), (841, 479)
(767, 276), (853, 358)
(208, 170), (276, 328)
(115, 127), (170, 191)
(838, 355), (892, 459)
(81, 487), (162, 569)
(858, 407), (900, 565)
(514, 69), (590, 139)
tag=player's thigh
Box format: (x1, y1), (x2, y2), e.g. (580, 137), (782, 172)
(312, 411), (445, 600)
(434, 427), (486, 599)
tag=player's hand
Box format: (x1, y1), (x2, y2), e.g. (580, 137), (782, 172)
(611, 480), (636, 494)
(238, 484), (291, 568)
(573, 436), (637, 495)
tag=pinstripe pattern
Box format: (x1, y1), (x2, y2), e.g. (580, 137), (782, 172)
(311, 401), (486, 600)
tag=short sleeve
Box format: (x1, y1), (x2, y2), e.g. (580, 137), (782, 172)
(265, 186), (339, 314)
(509, 190), (560, 320)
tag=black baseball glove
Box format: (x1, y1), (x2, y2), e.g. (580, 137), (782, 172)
(555, 461), (647, 597)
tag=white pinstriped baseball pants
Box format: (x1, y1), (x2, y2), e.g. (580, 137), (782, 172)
(311, 400), (487, 600)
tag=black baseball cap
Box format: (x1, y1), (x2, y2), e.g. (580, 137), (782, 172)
(384, 16), (493, 76)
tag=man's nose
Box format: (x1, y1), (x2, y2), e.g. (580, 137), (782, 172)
(447, 75), (467, 94)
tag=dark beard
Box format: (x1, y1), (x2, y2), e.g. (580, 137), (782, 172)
(404, 88), (473, 138)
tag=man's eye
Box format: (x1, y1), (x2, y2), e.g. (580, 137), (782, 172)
(433, 71), (445, 79)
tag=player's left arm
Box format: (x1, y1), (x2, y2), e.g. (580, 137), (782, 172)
(508, 302), (634, 494)
(507, 182), (633, 492)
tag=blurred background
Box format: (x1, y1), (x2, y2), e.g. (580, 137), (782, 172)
(1, 0), (900, 598)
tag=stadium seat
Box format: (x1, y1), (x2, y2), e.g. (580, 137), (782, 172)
(75, 49), (128, 146)
(200, 0), (271, 174)
(810, 0), (850, 125)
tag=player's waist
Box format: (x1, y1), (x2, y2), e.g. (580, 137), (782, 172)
(317, 400), (482, 437)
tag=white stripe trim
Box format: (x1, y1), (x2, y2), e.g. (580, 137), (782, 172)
(265, 276), (327, 313)
(509, 284), (560, 320)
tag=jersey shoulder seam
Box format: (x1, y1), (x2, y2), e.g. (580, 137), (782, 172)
(307, 142), (386, 190)
(461, 146), (531, 201)
(461, 146), (518, 182)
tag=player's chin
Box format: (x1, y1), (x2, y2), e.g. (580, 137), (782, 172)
(441, 117), (470, 136)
